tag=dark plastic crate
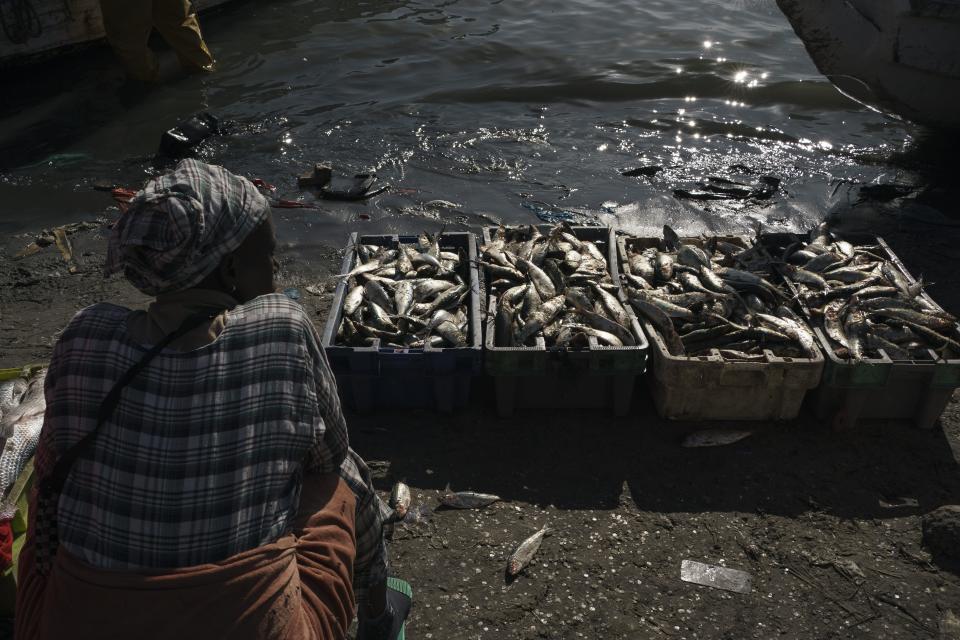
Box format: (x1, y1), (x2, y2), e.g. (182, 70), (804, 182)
(617, 234), (824, 421)
(758, 232), (960, 429)
(321, 232), (482, 413)
(481, 225), (648, 416)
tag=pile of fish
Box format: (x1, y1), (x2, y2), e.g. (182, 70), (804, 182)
(334, 233), (471, 349)
(480, 224), (639, 349)
(0, 369), (46, 519)
(767, 224), (960, 361)
(620, 226), (817, 361)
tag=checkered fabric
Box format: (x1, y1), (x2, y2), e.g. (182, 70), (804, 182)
(104, 159), (270, 296)
(33, 294), (387, 598)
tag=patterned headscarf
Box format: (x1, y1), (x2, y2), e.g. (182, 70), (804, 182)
(105, 160), (270, 296)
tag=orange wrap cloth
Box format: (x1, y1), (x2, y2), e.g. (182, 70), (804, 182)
(16, 473), (357, 640)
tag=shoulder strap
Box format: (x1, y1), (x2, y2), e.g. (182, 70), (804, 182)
(39, 311), (222, 494)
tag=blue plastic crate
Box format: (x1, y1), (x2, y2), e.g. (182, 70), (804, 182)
(321, 232), (482, 413)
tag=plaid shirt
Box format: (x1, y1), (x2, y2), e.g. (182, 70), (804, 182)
(35, 294), (386, 596)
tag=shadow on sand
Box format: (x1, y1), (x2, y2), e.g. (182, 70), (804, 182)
(348, 379), (960, 522)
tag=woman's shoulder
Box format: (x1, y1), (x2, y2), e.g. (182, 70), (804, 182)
(231, 293), (314, 333)
(62, 303), (132, 338)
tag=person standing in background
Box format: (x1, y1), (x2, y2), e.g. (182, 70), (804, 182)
(99, 0), (215, 82)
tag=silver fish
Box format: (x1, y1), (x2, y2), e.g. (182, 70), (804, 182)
(439, 491), (500, 509)
(389, 481), (411, 518)
(507, 526), (550, 577)
(0, 371), (46, 517)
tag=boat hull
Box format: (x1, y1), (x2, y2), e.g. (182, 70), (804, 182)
(0, 0), (229, 67)
(777, 0), (960, 130)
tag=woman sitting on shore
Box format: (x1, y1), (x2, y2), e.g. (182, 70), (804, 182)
(15, 160), (410, 640)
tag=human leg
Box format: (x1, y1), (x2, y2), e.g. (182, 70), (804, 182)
(151, 0), (215, 72)
(99, 0), (159, 82)
(337, 450), (412, 640)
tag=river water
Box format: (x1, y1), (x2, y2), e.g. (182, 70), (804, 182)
(0, 0), (925, 246)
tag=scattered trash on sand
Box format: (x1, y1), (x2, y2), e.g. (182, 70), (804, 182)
(680, 559), (752, 594)
(681, 429), (753, 448)
(506, 525), (550, 577)
(14, 221), (102, 260)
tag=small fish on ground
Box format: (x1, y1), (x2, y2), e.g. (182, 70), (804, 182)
(439, 490), (501, 510)
(681, 429), (753, 448)
(389, 481), (411, 518)
(506, 525), (551, 577)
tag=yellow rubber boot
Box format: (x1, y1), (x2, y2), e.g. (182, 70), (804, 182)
(152, 0), (215, 72)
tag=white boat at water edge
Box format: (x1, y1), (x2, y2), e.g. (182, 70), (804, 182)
(0, 0), (229, 66)
(776, 0), (960, 130)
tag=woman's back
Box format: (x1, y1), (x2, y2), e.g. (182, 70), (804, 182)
(43, 293), (330, 570)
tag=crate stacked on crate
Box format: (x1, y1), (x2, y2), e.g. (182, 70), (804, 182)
(759, 229), (960, 429)
(617, 229), (823, 421)
(321, 232), (482, 413)
(480, 224), (648, 417)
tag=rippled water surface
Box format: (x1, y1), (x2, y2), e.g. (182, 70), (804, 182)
(0, 0), (919, 242)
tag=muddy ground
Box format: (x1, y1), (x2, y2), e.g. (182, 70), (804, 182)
(2, 216), (960, 639)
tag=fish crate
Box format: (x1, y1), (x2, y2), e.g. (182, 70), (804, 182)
(481, 225), (648, 417)
(617, 234), (824, 421)
(320, 232), (482, 413)
(759, 232), (960, 430)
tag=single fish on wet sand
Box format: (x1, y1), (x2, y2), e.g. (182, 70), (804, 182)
(439, 490), (501, 510)
(507, 525), (551, 577)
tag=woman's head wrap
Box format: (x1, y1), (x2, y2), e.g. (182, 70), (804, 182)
(104, 159), (270, 296)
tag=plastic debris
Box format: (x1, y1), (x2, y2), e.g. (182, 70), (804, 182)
(680, 559), (752, 593)
(320, 173), (388, 201)
(621, 165), (663, 177)
(158, 112), (222, 158)
(878, 496), (919, 510)
(297, 163), (333, 189)
(283, 288), (301, 301)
